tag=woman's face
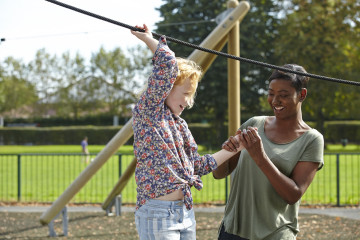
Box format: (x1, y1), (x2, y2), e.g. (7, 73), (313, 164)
(267, 79), (303, 119)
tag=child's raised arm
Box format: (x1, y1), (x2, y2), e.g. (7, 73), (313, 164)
(131, 24), (158, 54)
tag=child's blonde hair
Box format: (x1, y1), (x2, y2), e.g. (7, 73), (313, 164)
(175, 57), (202, 108)
(137, 57), (202, 108)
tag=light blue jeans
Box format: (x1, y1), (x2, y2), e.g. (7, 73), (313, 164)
(135, 199), (196, 240)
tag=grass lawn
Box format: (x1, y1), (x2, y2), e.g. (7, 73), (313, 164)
(325, 143), (360, 153)
(302, 153), (360, 205)
(0, 144), (359, 205)
(0, 145), (135, 154)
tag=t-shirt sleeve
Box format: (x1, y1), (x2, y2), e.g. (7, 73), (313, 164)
(239, 116), (265, 131)
(299, 130), (324, 170)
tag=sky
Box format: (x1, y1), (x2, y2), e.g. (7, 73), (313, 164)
(0, 0), (163, 63)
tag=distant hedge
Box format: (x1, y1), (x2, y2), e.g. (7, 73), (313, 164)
(0, 126), (127, 145)
(0, 121), (359, 146)
(324, 121), (360, 144)
(0, 124), (221, 147)
(3, 115), (131, 127)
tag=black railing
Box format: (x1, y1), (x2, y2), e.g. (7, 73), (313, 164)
(0, 153), (359, 206)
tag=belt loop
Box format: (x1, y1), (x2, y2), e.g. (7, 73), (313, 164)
(179, 205), (184, 223)
(170, 201), (174, 210)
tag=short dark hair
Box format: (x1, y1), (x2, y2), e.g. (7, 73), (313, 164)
(268, 64), (309, 92)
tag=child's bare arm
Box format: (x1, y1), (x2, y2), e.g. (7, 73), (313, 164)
(212, 132), (244, 179)
(131, 24), (158, 54)
(212, 152), (241, 179)
(211, 134), (243, 178)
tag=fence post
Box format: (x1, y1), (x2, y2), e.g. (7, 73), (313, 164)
(17, 154), (21, 201)
(336, 153), (340, 207)
(118, 154), (122, 178)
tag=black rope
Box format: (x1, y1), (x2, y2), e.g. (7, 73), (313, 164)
(45, 0), (360, 87)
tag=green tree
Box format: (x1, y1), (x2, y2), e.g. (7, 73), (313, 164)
(54, 52), (101, 119)
(237, 0), (281, 119)
(90, 46), (151, 116)
(274, 0), (360, 134)
(28, 49), (61, 117)
(0, 57), (38, 116)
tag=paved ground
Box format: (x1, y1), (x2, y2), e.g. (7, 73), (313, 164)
(299, 206), (360, 220)
(1, 205), (359, 220)
(1, 205), (359, 240)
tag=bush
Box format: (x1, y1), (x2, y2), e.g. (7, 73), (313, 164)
(324, 121), (360, 144)
(0, 126), (132, 145)
(3, 115), (130, 127)
(1, 121), (360, 146)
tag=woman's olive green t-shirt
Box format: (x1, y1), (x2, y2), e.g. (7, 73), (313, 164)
(222, 116), (324, 240)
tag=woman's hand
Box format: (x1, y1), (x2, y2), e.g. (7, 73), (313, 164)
(221, 131), (244, 152)
(240, 127), (260, 149)
(239, 127), (265, 162)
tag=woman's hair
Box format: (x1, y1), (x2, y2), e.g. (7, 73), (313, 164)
(174, 57), (203, 108)
(268, 64), (309, 92)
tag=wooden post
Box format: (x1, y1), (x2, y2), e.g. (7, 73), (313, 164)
(101, 157), (137, 210)
(40, 119), (134, 225)
(227, 0), (241, 137)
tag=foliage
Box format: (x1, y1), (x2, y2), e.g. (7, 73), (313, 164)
(27, 49), (61, 117)
(90, 46), (150, 116)
(0, 46), (151, 119)
(274, 0), (360, 134)
(3, 114), (131, 127)
(0, 126), (133, 145)
(0, 123), (221, 146)
(0, 57), (38, 115)
(237, 0), (281, 115)
(55, 52), (98, 119)
(2, 120), (360, 147)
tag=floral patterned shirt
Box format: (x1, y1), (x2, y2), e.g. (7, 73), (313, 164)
(132, 36), (217, 210)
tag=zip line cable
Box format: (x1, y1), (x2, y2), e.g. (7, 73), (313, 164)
(45, 0), (360, 87)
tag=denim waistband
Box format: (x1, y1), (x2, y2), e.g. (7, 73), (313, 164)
(146, 199), (184, 209)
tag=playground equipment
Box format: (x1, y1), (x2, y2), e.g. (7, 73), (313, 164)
(40, 0), (250, 227)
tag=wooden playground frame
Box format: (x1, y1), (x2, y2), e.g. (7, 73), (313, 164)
(40, 0), (250, 226)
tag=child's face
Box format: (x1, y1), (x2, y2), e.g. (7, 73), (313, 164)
(165, 78), (196, 116)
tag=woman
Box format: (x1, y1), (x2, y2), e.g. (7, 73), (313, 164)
(214, 64), (324, 240)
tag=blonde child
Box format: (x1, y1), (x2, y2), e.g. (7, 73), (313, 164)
(131, 24), (242, 240)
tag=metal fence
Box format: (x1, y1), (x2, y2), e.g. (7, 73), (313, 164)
(0, 153), (359, 206)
